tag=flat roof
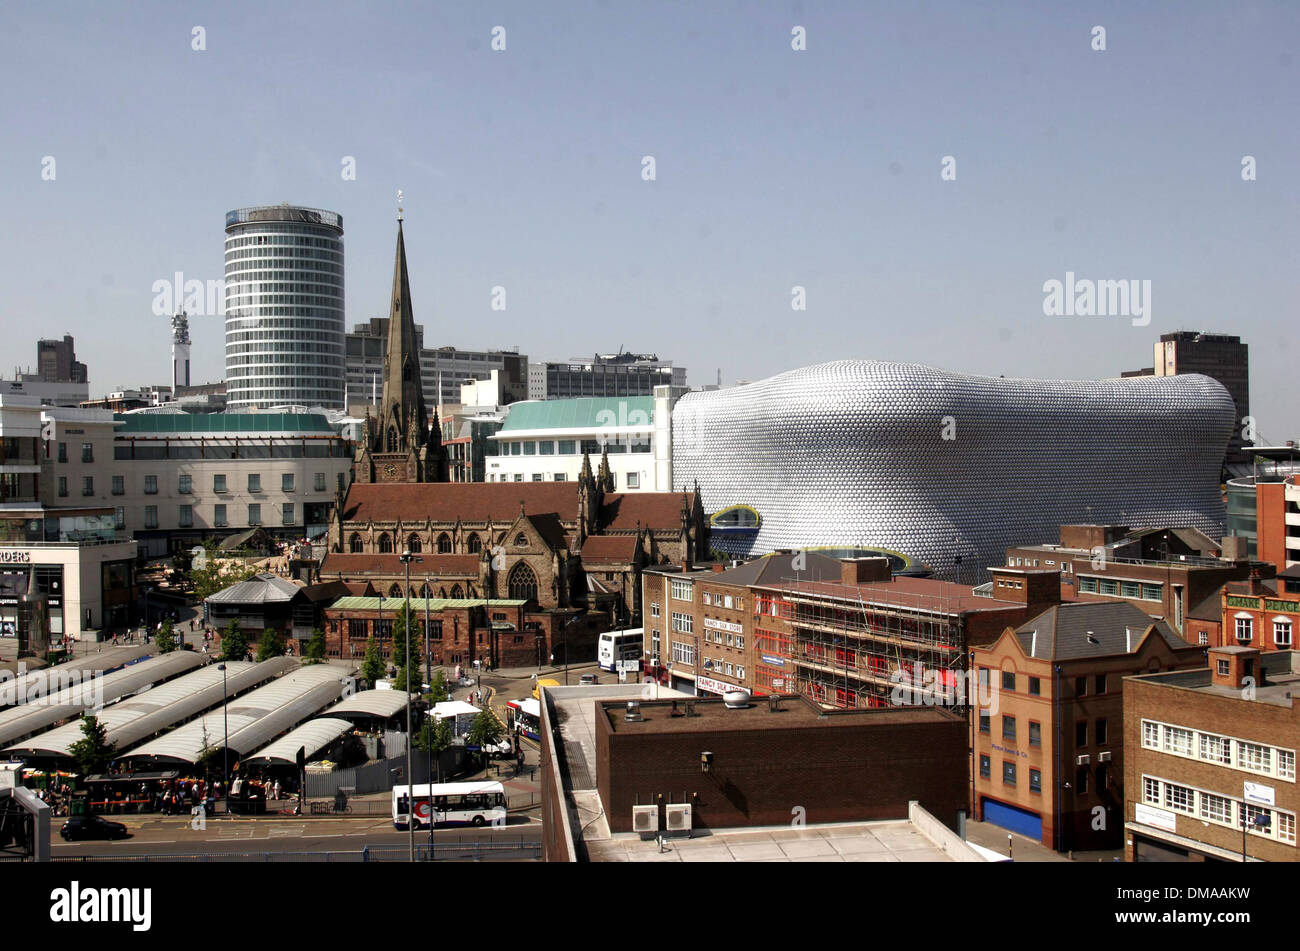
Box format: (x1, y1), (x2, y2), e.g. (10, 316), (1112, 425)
(114, 412), (335, 435)
(768, 577), (1023, 615)
(585, 819), (960, 863)
(602, 695), (964, 735)
(1128, 652), (1300, 708)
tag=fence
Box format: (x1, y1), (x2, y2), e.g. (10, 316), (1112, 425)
(49, 839), (542, 863)
(304, 747), (467, 799)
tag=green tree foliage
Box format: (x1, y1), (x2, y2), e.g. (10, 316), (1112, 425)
(67, 715), (116, 778)
(303, 628), (326, 665)
(256, 628), (285, 662)
(155, 618), (177, 654)
(361, 636), (385, 686)
(428, 669), (449, 704)
(220, 619), (250, 662)
(467, 709), (504, 766)
(414, 715), (452, 756)
(390, 604), (419, 668)
(190, 542), (261, 603)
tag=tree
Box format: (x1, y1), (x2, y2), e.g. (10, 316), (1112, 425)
(391, 604), (419, 670)
(256, 628), (285, 662)
(467, 709), (504, 768)
(155, 618), (177, 654)
(303, 627), (326, 665)
(195, 722), (222, 781)
(190, 542), (261, 603)
(67, 715), (116, 778)
(361, 636), (385, 686)
(220, 619), (249, 662)
(428, 669), (449, 704)
(414, 714), (452, 753)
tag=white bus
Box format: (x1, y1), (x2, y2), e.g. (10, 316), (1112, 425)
(597, 628), (644, 673)
(392, 781), (508, 831)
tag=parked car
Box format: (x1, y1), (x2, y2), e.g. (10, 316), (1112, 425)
(60, 816), (129, 842)
(578, 674), (598, 686)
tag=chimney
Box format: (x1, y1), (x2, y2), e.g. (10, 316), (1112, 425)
(841, 557), (891, 586)
(1209, 645), (1261, 691)
(711, 564), (725, 573)
(680, 560), (690, 575)
(1221, 536), (1247, 562)
(1249, 567), (1263, 596)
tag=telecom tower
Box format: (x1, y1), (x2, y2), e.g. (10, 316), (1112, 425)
(171, 311), (191, 390)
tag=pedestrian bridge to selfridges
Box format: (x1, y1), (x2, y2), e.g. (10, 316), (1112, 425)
(672, 360), (1235, 573)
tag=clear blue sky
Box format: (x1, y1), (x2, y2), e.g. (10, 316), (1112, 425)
(1, 1), (1296, 437)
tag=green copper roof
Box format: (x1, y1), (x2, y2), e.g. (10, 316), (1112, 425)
(114, 413), (335, 435)
(498, 397), (654, 433)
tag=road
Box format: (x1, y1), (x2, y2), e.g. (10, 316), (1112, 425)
(49, 814), (541, 860)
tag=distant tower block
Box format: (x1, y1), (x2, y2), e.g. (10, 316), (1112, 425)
(171, 311), (191, 390)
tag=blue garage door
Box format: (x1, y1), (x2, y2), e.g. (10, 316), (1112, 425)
(982, 798), (1042, 841)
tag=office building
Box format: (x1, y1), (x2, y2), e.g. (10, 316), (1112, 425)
(0, 396), (137, 642)
(1152, 331), (1250, 473)
(971, 601), (1202, 852)
(344, 317), (527, 412)
(528, 353), (685, 400)
(36, 335), (87, 384)
(224, 204), (346, 411)
(1124, 646), (1299, 862)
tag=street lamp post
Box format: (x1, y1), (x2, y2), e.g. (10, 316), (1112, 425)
(143, 586), (153, 638)
(399, 550), (415, 862)
(218, 663), (229, 817)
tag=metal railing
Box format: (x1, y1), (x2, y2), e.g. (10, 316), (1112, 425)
(49, 839), (541, 863)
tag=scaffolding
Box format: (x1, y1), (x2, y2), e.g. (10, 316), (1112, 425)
(757, 577), (973, 713)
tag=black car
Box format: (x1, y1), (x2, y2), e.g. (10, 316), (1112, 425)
(60, 816), (129, 842)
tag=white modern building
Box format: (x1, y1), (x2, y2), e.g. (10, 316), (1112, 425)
(485, 395), (674, 491)
(225, 204), (346, 411)
(108, 412), (353, 556)
(0, 395), (137, 641)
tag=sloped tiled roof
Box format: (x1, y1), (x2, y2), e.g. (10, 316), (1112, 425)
(710, 551), (843, 588)
(206, 573), (303, 604)
(600, 492), (684, 532)
(581, 535), (641, 564)
(342, 482), (579, 524)
(1013, 602), (1193, 660)
(321, 553), (480, 576)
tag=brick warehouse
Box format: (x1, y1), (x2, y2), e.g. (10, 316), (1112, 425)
(1124, 645), (1300, 862)
(594, 694), (968, 834)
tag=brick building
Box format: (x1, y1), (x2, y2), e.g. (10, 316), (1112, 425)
(594, 695), (968, 834)
(971, 601), (1203, 852)
(642, 552), (1057, 708)
(1220, 570), (1300, 653)
(1124, 646), (1299, 862)
(1005, 524), (1272, 640)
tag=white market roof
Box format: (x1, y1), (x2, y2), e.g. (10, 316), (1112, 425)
(121, 665), (348, 764)
(0, 652), (205, 748)
(5, 659), (292, 759)
(431, 700), (481, 719)
(243, 717), (353, 767)
(323, 689), (410, 720)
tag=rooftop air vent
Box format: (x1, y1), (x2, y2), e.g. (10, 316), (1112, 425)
(767, 695), (783, 713)
(723, 690), (751, 709)
(624, 701), (643, 722)
(683, 700), (699, 717)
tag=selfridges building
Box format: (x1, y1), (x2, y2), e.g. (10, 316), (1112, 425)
(671, 361), (1234, 574)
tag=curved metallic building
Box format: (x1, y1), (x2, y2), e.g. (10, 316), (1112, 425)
(672, 361), (1233, 573)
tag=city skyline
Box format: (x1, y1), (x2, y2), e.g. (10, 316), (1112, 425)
(2, 1), (1295, 438)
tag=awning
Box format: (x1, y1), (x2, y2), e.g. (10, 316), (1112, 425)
(243, 718), (352, 767)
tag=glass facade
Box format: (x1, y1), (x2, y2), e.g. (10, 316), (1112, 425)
(225, 206), (345, 410)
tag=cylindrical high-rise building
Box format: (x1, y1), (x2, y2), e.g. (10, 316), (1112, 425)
(224, 204), (345, 410)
